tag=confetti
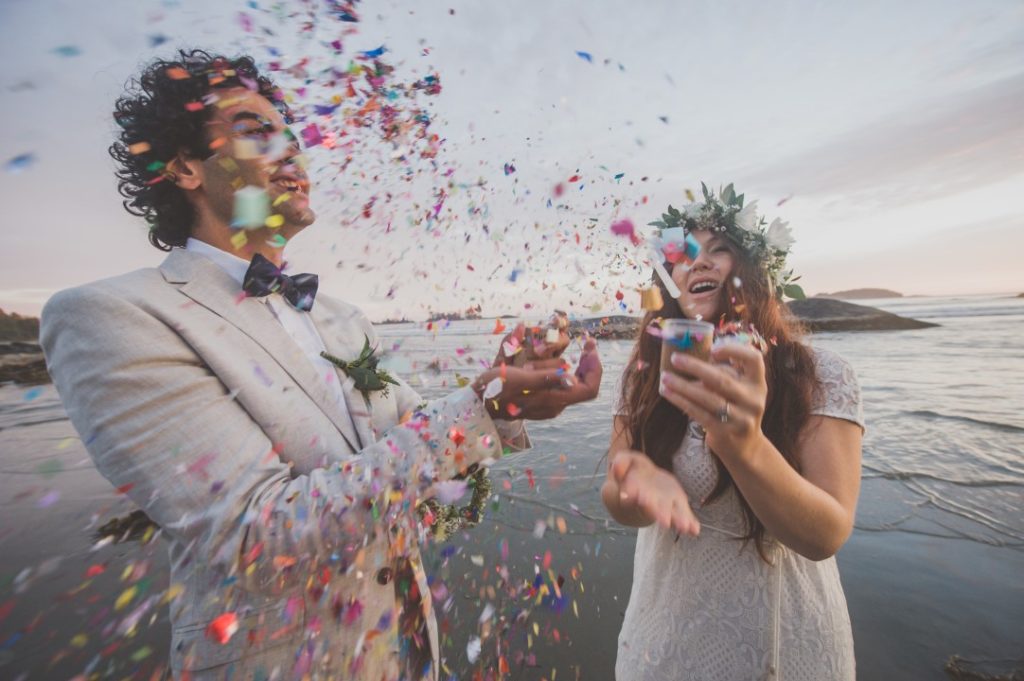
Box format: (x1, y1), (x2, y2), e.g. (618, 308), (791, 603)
(205, 613), (239, 644)
(5, 153), (36, 174)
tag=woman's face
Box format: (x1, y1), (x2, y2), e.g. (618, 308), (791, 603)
(671, 230), (736, 321)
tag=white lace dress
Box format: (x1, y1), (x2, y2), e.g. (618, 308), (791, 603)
(616, 346), (865, 681)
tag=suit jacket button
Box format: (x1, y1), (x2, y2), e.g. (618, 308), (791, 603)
(376, 567), (392, 585)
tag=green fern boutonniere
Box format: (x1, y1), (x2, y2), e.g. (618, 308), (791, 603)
(321, 335), (399, 404)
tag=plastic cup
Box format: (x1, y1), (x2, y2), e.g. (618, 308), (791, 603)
(660, 319), (715, 380)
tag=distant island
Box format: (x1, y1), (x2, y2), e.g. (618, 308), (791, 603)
(816, 288), (903, 300)
(426, 306), (483, 322)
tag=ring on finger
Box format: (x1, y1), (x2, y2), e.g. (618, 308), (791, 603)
(718, 400), (731, 423)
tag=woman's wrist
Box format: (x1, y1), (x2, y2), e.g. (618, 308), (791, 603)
(720, 430), (772, 471)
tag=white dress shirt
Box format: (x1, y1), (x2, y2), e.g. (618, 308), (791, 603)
(185, 238), (352, 425)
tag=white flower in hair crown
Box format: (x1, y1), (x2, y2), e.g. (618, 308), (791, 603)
(648, 182), (806, 300)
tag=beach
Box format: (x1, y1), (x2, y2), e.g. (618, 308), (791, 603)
(1, 294), (1022, 680)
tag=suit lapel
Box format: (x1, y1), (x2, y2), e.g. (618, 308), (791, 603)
(310, 301), (376, 449)
(160, 249), (362, 453)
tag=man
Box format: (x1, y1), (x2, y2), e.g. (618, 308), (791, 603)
(40, 50), (600, 680)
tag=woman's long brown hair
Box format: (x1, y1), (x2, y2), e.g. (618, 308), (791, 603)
(619, 240), (818, 560)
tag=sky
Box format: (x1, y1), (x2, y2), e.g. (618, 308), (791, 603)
(1, 0), (1022, 320)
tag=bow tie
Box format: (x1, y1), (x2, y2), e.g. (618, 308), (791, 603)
(242, 253), (319, 312)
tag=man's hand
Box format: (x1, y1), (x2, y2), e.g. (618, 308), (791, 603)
(477, 324), (601, 420)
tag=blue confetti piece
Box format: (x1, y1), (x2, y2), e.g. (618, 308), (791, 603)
(24, 387), (43, 401)
(1, 632), (22, 650)
(314, 103), (340, 115)
(613, 172), (624, 181)
(509, 268), (521, 283)
(575, 51), (593, 63)
(684, 233), (702, 260)
(5, 153), (36, 174)
(148, 34), (170, 47)
(53, 45), (81, 57)
(360, 45), (387, 59)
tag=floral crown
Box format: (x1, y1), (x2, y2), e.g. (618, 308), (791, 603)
(649, 182), (805, 300)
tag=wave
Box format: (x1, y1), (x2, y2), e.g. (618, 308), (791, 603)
(902, 410), (1024, 434)
(862, 465), (1022, 488)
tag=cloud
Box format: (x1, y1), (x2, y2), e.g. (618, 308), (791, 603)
(741, 71), (1024, 207)
(794, 213), (1024, 296)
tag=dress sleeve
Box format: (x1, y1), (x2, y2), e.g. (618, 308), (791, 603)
(809, 346), (865, 432)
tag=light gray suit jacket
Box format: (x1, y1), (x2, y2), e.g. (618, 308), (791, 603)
(40, 248), (519, 680)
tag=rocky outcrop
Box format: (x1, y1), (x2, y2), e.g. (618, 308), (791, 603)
(787, 298), (936, 332)
(0, 341), (48, 385)
(570, 299), (937, 339)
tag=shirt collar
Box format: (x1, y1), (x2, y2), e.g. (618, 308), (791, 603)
(185, 237), (257, 288)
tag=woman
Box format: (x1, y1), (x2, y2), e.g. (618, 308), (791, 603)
(602, 184), (864, 680)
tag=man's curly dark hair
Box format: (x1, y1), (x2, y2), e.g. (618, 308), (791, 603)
(109, 49), (291, 251)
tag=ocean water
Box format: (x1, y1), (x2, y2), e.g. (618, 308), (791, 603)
(1, 294), (1022, 680)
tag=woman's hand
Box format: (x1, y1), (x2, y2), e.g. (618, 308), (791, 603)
(603, 450), (700, 537)
(659, 344), (769, 463)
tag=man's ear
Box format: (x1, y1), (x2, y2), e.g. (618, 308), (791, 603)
(165, 154), (203, 191)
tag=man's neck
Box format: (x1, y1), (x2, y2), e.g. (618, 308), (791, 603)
(190, 210), (288, 267)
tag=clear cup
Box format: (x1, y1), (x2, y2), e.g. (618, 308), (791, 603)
(660, 319), (715, 380)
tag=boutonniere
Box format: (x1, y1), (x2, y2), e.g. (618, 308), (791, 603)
(320, 335), (399, 404)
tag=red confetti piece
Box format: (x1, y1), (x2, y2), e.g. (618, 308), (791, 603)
(115, 483), (135, 494)
(492, 319), (506, 334)
(448, 427), (465, 446)
(85, 564), (105, 578)
(184, 101), (204, 112)
(506, 403), (521, 417)
(206, 612), (239, 644)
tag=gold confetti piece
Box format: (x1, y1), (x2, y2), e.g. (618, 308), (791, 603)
(640, 286), (664, 311)
(556, 517), (567, 534)
(71, 634), (88, 648)
(217, 157), (239, 173)
(115, 585), (137, 611)
(230, 231), (248, 250)
(128, 142), (151, 155)
(272, 192), (292, 207)
(265, 214), (284, 229)
(160, 583), (185, 605)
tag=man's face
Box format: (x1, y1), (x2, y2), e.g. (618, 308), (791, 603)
(198, 87), (315, 238)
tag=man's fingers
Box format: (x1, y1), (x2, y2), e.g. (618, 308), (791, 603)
(524, 358), (569, 371)
(507, 367), (571, 391)
(494, 323), (528, 364)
